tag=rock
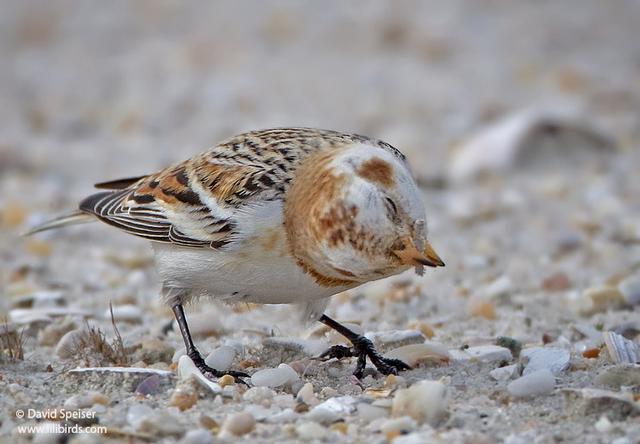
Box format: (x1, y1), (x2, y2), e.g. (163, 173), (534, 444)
(295, 422), (326, 440)
(180, 429), (214, 444)
(484, 275), (512, 298)
(357, 403), (389, 422)
(177, 355), (221, 394)
(364, 330), (426, 351)
(135, 374), (161, 396)
(251, 364), (298, 388)
(490, 364), (520, 381)
(619, 275), (640, 306)
(595, 365), (640, 389)
(562, 388), (640, 420)
(218, 374), (235, 388)
(384, 342), (450, 367)
(12, 291), (65, 309)
(64, 391), (109, 409)
(603, 331), (639, 364)
(451, 345), (512, 363)
(379, 416), (416, 434)
(55, 329), (85, 359)
(521, 347), (570, 376)
(243, 387), (276, 403)
(105, 304), (142, 322)
(391, 380), (449, 425)
(507, 369), (555, 397)
(221, 411), (255, 436)
(204, 346), (236, 372)
(448, 107), (613, 183)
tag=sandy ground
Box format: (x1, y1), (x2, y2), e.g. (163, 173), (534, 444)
(1, 1), (640, 443)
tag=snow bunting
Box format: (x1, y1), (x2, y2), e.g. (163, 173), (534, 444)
(29, 128), (444, 380)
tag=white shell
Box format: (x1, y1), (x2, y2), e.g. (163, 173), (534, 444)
(521, 347), (570, 376)
(204, 345), (236, 372)
(507, 369), (555, 397)
(251, 364), (298, 387)
(177, 355), (222, 393)
(602, 331), (639, 364)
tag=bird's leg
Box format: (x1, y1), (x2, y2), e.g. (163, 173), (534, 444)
(171, 304), (249, 384)
(317, 314), (411, 379)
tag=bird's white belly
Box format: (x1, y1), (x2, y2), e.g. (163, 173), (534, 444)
(152, 223), (346, 305)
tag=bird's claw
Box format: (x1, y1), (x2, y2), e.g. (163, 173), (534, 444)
(317, 336), (411, 378)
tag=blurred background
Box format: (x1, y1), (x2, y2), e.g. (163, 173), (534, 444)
(1, 1), (639, 326)
(2, 3), (640, 440)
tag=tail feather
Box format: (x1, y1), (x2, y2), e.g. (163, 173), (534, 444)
(23, 211), (95, 236)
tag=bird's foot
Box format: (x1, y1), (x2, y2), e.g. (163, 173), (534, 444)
(188, 352), (250, 386)
(318, 336), (411, 379)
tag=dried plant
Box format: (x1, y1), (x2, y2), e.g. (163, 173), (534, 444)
(0, 318), (24, 361)
(74, 303), (129, 366)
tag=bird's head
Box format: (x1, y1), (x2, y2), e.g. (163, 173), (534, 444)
(284, 142), (444, 288)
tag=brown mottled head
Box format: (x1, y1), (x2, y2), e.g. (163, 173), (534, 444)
(284, 142), (443, 288)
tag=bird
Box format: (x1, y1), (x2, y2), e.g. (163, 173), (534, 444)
(28, 127), (444, 381)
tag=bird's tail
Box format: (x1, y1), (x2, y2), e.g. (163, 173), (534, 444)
(23, 211), (94, 236)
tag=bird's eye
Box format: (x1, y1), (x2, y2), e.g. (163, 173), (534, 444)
(385, 197), (398, 216)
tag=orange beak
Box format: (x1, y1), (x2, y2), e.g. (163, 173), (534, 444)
(393, 237), (445, 268)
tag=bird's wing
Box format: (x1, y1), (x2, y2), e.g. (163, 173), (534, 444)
(78, 128), (403, 249)
(79, 154), (285, 249)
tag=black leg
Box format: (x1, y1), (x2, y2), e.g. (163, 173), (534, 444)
(172, 304), (249, 384)
(318, 314), (411, 379)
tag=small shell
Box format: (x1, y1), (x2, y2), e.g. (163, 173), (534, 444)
(177, 355), (222, 394)
(205, 346), (236, 372)
(602, 331), (639, 364)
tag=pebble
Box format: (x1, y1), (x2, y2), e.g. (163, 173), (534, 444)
(105, 304), (142, 322)
(251, 364), (298, 387)
(135, 374), (161, 395)
(296, 382), (319, 405)
(507, 369), (555, 397)
(221, 411), (255, 436)
(12, 291), (65, 309)
(603, 331), (639, 364)
(64, 391), (109, 409)
(37, 318), (76, 346)
(295, 421), (326, 440)
(618, 274), (640, 306)
(55, 329), (85, 359)
(177, 355), (221, 394)
(384, 342), (450, 367)
(169, 384), (198, 411)
(180, 429), (214, 444)
(218, 374), (235, 388)
(490, 364), (520, 381)
(137, 410), (185, 437)
(204, 346), (236, 372)
(306, 396), (357, 424)
(391, 380), (449, 425)
(521, 347), (570, 376)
